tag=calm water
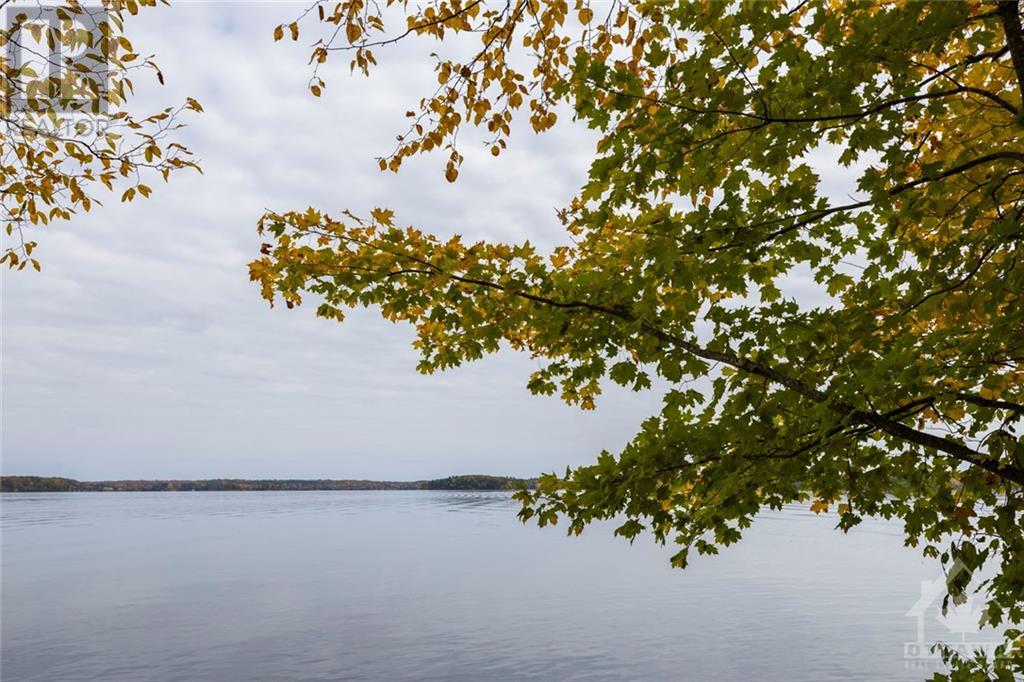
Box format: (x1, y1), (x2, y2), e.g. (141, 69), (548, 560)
(0, 491), (988, 681)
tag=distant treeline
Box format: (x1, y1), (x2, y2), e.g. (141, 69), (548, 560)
(0, 475), (535, 493)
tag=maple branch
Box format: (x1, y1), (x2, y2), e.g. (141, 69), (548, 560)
(314, 242), (1024, 487)
(956, 392), (1024, 417)
(655, 419), (879, 476)
(712, 151), (1024, 251)
(323, 0), (486, 51)
(894, 150), (1024, 190)
(602, 83), (1019, 123)
(898, 241), (999, 316)
(626, 319), (1024, 487)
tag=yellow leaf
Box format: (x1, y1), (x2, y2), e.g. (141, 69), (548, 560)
(370, 208), (395, 226)
(550, 247), (569, 268)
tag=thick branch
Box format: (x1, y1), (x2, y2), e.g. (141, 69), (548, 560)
(328, 245), (1024, 486)
(627, 320), (1024, 487)
(998, 0), (1024, 99)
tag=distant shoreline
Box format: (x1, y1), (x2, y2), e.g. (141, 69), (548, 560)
(0, 475), (537, 493)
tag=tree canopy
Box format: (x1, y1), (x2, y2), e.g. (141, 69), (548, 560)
(251, 1), (1024, 677)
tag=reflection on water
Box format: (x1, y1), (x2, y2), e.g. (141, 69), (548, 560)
(0, 491), (986, 681)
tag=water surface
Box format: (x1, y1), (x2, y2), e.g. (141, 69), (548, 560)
(0, 491), (985, 680)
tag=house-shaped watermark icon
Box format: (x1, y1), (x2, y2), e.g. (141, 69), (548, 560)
(904, 560), (1001, 671)
(4, 2), (109, 117)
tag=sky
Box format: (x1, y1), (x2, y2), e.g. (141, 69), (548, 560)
(1, 2), (676, 480)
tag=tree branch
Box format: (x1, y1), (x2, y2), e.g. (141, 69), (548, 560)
(997, 0), (1024, 99)
(956, 391), (1024, 417)
(713, 151), (1024, 251)
(315, 244), (1024, 487)
(627, 319), (1023, 487)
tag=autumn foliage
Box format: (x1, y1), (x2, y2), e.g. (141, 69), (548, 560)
(1, 0), (200, 269)
(252, 1), (1024, 677)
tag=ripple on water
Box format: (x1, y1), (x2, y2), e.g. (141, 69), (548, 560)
(0, 490), (995, 681)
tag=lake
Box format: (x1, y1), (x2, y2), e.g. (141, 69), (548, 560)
(0, 491), (994, 681)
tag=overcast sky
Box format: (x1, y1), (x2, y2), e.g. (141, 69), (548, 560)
(1, 2), (676, 480)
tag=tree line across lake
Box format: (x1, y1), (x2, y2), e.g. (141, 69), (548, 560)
(0, 475), (536, 493)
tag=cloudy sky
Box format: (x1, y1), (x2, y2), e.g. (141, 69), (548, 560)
(2, 2), (676, 480)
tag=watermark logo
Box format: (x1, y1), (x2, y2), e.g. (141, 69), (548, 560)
(904, 561), (1002, 671)
(4, 2), (109, 117)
